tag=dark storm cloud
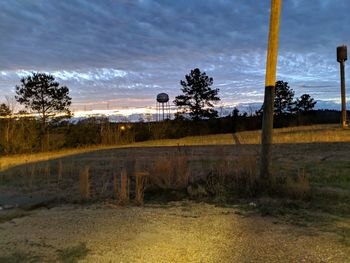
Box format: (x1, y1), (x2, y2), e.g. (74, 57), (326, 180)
(0, 0), (349, 111)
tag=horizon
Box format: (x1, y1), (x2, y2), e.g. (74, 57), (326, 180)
(2, 100), (349, 122)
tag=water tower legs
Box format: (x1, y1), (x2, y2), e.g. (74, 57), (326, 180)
(340, 61), (347, 128)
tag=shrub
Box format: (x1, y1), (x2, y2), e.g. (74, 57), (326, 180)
(285, 169), (311, 200)
(114, 168), (130, 205)
(205, 153), (259, 198)
(149, 154), (190, 190)
(134, 171), (149, 205)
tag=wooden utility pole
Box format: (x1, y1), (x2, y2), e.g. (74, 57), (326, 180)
(260, 0), (282, 183)
(337, 45), (348, 128)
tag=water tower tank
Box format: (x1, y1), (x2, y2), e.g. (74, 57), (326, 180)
(157, 93), (169, 103)
(337, 45), (347, 62)
(156, 93), (170, 121)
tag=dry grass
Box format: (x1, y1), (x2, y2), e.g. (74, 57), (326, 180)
(0, 145), (124, 172)
(57, 160), (63, 183)
(115, 169), (130, 205)
(233, 153), (259, 196)
(1, 125), (348, 173)
(203, 153), (312, 200)
(285, 169), (311, 200)
(132, 134), (235, 147)
(0, 124), (347, 205)
(100, 173), (109, 196)
(205, 152), (259, 198)
(45, 163), (50, 186)
(79, 167), (90, 200)
(113, 174), (118, 198)
(234, 125), (350, 145)
(131, 124), (350, 147)
(134, 171), (149, 205)
(149, 154), (190, 190)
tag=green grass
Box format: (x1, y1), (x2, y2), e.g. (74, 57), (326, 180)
(0, 252), (41, 263)
(306, 161), (350, 189)
(56, 243), (90, 263)
(273, 159), (350, 193)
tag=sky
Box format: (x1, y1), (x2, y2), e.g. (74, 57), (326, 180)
(0, 0), (350, 116)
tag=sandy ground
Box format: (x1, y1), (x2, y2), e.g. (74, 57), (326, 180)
(0, 202), (349, 263)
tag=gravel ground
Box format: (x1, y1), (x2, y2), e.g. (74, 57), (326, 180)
(0, 202), (349, 263)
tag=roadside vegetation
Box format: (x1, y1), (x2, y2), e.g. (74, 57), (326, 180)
(0, 125), (349, 239)
(1, 124), (348, 171)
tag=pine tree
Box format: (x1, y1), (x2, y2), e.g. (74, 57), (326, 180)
(174, 68), (220, 120)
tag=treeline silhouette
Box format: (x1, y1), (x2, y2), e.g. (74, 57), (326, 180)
(0, 71), (344, 155)
(0, 109), (345, 155)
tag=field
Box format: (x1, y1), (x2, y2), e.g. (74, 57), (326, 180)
(0, 124), (349, 262)
(1, 124), (349, 171)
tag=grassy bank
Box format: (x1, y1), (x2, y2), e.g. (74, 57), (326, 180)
(1, 124), (349, 171)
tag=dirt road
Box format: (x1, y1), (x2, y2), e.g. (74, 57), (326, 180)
(0, 202), (349, 262)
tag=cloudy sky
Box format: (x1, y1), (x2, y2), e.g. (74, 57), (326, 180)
(0, 0), (349, 114)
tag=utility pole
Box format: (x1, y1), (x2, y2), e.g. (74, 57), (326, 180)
(260, 0), (282, 184)
(337, 45), (348, 128)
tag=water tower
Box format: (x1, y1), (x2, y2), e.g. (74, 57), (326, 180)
(337, 45), (348, 128)
(156, 93), (170, 121)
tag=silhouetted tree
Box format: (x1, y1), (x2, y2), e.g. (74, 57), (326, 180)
(15, 72), (71, 125)
(274, 80), (295, 115)
(232, 107), (240, 118)
(174, 68), (220, 120)
(257, 80), (295, 116)
(295, 94), (317, 112)
(231, 107), (240, 133)
(0, 103), (12, 151)
(0, 103), (11, 116)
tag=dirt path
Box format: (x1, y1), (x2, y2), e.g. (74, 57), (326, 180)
(0, 202), (349, 263)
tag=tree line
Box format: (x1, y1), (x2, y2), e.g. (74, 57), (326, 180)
(0, 68), (337, 155)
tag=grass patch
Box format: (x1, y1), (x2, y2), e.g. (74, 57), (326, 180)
(144, 188), (188, 203)
(0, 251), (41, 263)
(1, 124), (348, 172)
(57, 243), (89, 263)
(337, 227), (350, 246)
(254, 194), (350, 243)
(0, 209), (30, 223)
(307, 161), (350, 189)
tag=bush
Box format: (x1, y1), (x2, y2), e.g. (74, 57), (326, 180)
(205, 153), (259, 199)
(285, 170), (311, 200)
(149, 154), (190, 190)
